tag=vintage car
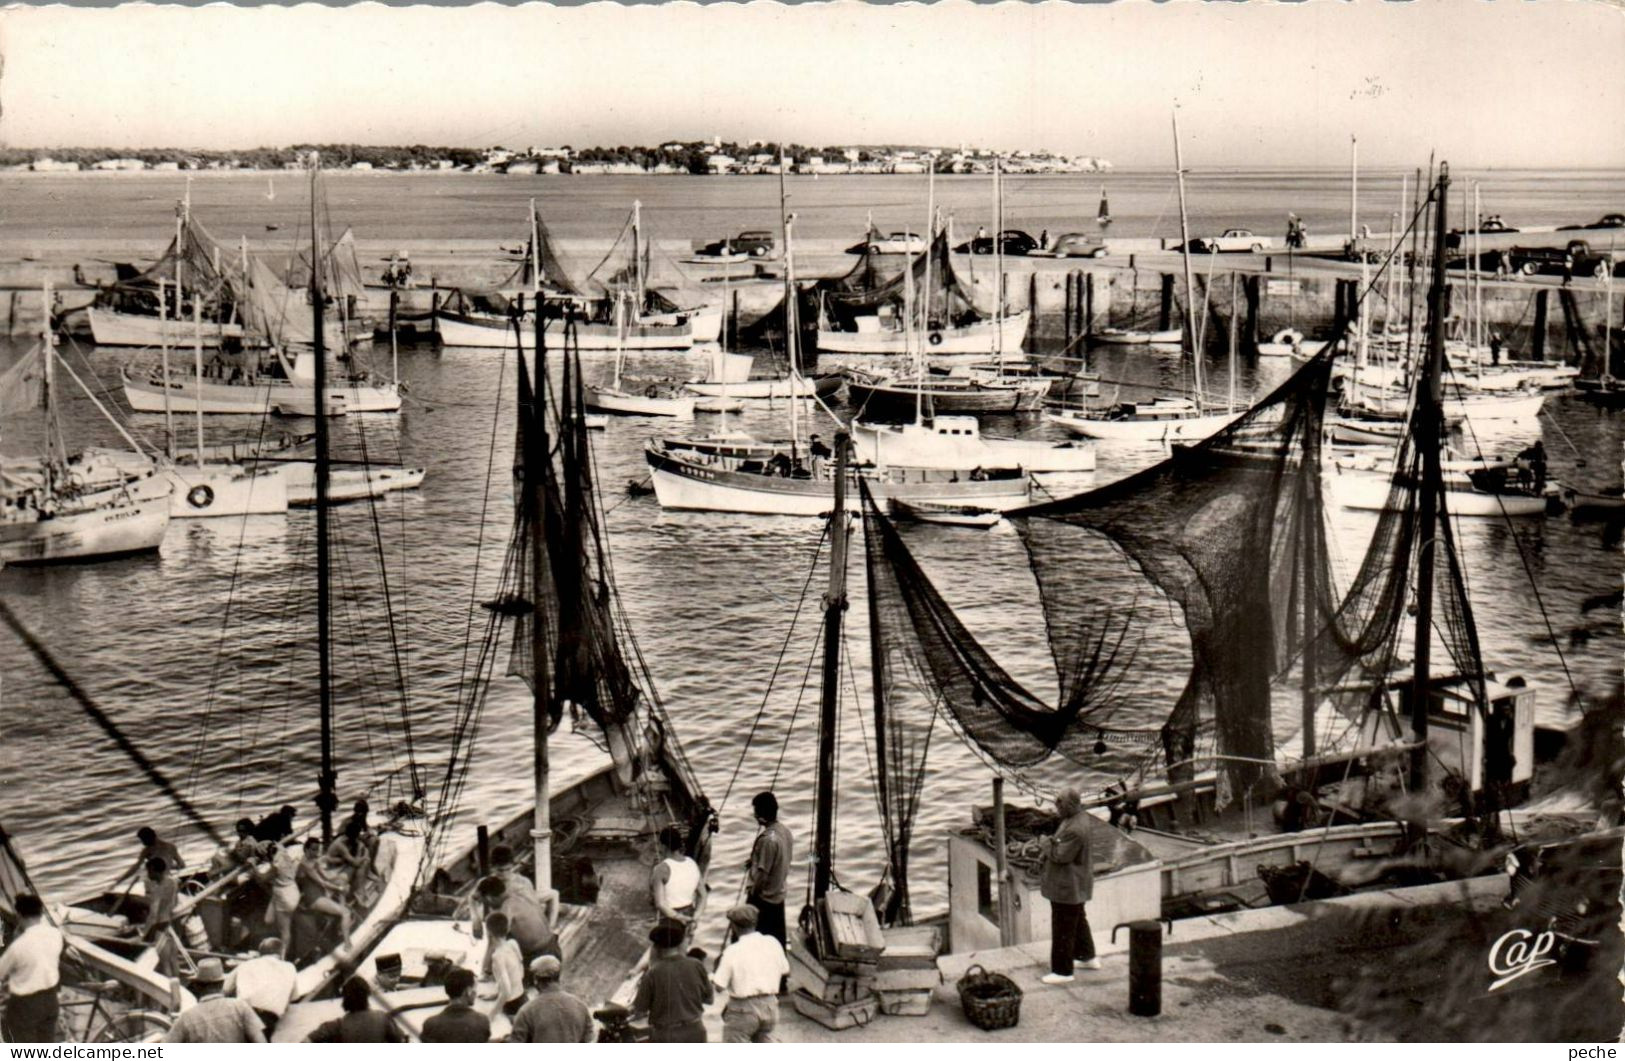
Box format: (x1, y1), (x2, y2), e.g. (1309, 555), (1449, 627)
(1506, 240), (1617, 278)
(1559, 213), (1625, 231)
(1183, 228), (1274, 253)
(692, 230), (775, 258)
(953, 229), (1039, 256)
(1039, 232), (1110, 258)
(845, 231), (928, 255)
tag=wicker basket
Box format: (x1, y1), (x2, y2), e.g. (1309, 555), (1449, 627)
(956, 963), (1023, 1031)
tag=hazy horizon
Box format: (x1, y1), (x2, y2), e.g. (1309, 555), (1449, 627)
(2, 1), (1622, 169)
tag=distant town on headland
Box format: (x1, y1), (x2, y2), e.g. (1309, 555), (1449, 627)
(2, 138), (1111, 176)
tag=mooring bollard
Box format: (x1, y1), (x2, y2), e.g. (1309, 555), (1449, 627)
(1111, 918), (1173, 1017)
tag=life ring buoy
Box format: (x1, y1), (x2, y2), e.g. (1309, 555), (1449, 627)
(1270, 328), (1304, 349)
(186, 484), (215, 509)
(928, 331), (944, 347)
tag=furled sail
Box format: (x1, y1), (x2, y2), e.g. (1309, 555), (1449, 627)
(0, 343), (46, 418)
(441, 214), (582, 317)
(819, 231), (992, 329)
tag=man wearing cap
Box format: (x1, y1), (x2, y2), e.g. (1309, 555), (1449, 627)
(713, 905), (790, 1043)
(165, 959), (267, 1043)
(745, 791), (792, 949)
(0, 894), (63, 1042)
(508, 955), (594, 1043)
(421, 967), (491, 1043)
(630, 919), (712, 1043)
(224, 937), (297, 1037)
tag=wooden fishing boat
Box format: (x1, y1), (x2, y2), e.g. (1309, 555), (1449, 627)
(888, 497), (1002, 527)
(122, 348), (400, 416)
(1046, 399), (1243, 442)
(817, 310), (1031, 356)
(853, 416), (1095, 472)
(1092, 326), (1181, 346)
(844, 369), (1049, 416)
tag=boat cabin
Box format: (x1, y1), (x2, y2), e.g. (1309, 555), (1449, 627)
(945, 804), (1160, 955)
(1397, 672), (1538, 810)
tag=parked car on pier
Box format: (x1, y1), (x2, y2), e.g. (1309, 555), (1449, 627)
(1033, 232), (1110, 259)
(1559, 213), (1625, 231)
(1183, 229), (1273, 253)
(845, 231), (928, 255)
(693, 230), (775, 258)
(953, 229), (1039, 256)
(1506, 240), (1618, 279)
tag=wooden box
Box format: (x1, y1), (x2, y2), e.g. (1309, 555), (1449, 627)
(789, 930), (875, 1004)
(877, 925), (942, 971)
(874, 965), (943, 993)
(877, 987), (935, 1017)
(821, 891), (886, 962)
(791, 988), (881, 1031)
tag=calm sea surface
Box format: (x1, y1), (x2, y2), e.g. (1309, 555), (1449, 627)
(0, 171), (1620, 927)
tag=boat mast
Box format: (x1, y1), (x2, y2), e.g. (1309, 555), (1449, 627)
(529, 197), (542, 297)
(531, 293), (552, 896)
(632, 200), (644, 319)
(812, 432), (851, 902)
(779, 156), (802, 452)
(192, 293), (206, 465)
(1172, 110), (1203, 413)
(994, 155), (1004, 370)
(158, 279), (176, 461)
(916, 161), (933, 425)
(310, 152), (337, 845)
(1410, 163), (1451, 793)
(1349, 135), (1358, 246)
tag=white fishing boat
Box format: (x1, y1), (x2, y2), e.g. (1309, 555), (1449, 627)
(1092, 326), (1182, 346)
(1, 292), (171, 567)
(582, 297), (697, 418)
(683, 374), (839, 400)
(1047, 399), (1244, 441)
(817, 309), (1031, 356)
(1256, 327), (1330, 358)
(692, 395), (745, 414)
(85, 306), (245, 349)
(282, 463), (426, 506)
(888, 497), (1003, 527)
(645, 440), (1031, 516)
(1330, 451), (1560, 516)
(1349, 385), (1544, 422)
(434, 307), (695, 351)
(122, 347), (401, 416)
(853, 415), (1095, 472)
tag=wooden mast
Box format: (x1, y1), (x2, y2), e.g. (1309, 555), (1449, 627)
(1172, 109), (1204, 413)
(1410, 162), (1451, 793)
(311, 152), (337, 845)
(530, 290), (552, 896)
(812, 432), (851, 903)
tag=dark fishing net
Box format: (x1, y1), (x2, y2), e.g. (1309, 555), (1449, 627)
(97, 214), (243, 322)
(1012, 343), (1347, 798)
(817, 232), (991, 332)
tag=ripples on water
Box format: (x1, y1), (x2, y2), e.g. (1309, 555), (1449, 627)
(1, 170), (1620, 924)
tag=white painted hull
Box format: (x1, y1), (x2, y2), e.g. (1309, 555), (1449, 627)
(682, 376), (823, 399)
(1046, 406), (1243, 441)
(1094, 327), (1181, 345)
(1353, 390), (1545, 422)
(1331, 468), (1555, 516)
(644, 305), (721, 343)
(434, 311), (693, 350)
(584, 387), (696, 418)
(693, 396), (745, 414)
(646, 446), (1030, 516)
(123, 368), (401, 415)
(164, 464), (289, 517)
(891, 499), (1003, 527)
(279, 463), (427, 505)
(853, 421), (1096, 472)
(0, 496), (169, 566)
(86, 307), (245, 348)
(817, 311), (1030, 355)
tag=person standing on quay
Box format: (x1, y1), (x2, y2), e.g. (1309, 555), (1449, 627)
(307, 975), (403, 1042)
(164, 959), (266, 1043)
(745, 791), (792, 949)
(713, 904), (790, 1043)
(630, 920), (712, 1043)
(509, 955), (595, 1043)
(1039, 788), (1099, 985)
(0, 894), (63, 1043)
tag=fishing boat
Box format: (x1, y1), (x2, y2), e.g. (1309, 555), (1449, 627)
(122, 342), (401, 417)
(844, 368), (1049, 417)
(888, 497), (1003, 527)
(817, 311), (1032, 356)
(274, 307), (714, 1042)
(1256, 328), (1331, 358)
(1092, 326), (1182, 346)
(582, 296), (697, 418)
(47, 159), (429, 1007)
(1330, 449), (1562, 516)
(853, 415), (1095, 473)
(0, 292), (171, 567)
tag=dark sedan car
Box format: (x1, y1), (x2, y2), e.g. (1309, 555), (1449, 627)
(1506, 240), (1617, 278)
(693, 230), (775, 258)
(1559, 213), (1625, 231)
(953, 229), (1038, 256)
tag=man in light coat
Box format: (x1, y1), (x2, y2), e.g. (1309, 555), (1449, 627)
(1039, 788), (1099, 985)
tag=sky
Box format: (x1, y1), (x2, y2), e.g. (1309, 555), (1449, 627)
(1, 0), (1623, 169)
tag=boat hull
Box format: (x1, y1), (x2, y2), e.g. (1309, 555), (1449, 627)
(0, 497), (169, 566)
(165, 465), (289, 517)
(86, 307), (245, 348)
(434, 310), (694, 350)
(1093, 327), (1181, 345)
(124, 370), (401, 416)
(1046, 407), (1243, 441)
(845, 376), (1049, 416)
(1331, 468), (1557, 516)
(682, 376), (836, 399)
(584, 388), (696, 418)
(645, 445), (1031, 516)
(279, 463), (427, 505)
(853, 420), (1096, 472)
(817, 311), (1031, 355)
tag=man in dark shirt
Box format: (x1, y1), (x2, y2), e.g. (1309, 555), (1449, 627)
(420, 968), (490, 1043)
(254, 805), (299, 845)
(745, 791), (792, 949)
(307, 976), (402, 1043)
(509, 955), (595, 1043)
(631, 920), (713, 1043)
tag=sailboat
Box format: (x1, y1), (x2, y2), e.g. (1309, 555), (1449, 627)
(0, 286), (171, 567)
(582, 295), (697, 418)
(55, 159), (430, 1003)
(273, 304), (714, 1042)
(1049, 113), (1244, 442)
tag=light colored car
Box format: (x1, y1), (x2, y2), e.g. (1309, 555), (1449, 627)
(1186, 229), (1274, 253)
(1037, 233), (1109, 258)
(846, 231), (928, 255)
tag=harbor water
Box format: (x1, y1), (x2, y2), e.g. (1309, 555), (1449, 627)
(0, 171), (1619, 934)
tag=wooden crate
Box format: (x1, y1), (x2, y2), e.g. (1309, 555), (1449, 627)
(877, 987), (935, 1017)
(821, 891), (885, 962)
(878, 925), (942, 971)
(791, 988), (881, 1031)
(874, 965), (942, 992)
